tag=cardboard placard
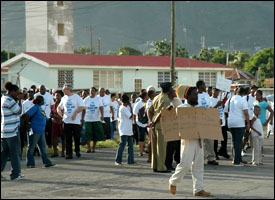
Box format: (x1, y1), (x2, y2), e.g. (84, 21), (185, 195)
(160, 107), (223, 141)
(216, 77), (232, 92)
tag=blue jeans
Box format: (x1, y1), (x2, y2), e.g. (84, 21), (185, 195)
(1, 133), (22, 180)
(110, 120), (117, 140)
(230, 127), (245, 164)
(115, 135), (134, 164)
(26, 133), (52, 167)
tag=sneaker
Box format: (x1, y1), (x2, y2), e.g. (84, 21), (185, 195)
(241, 150), (246, 157)
(169, 183), (176, 195)
(207, 160), (219, 165)
(11, 175), (24, 181)
(194, 190), (211, 197)
(76, 152), (81, 157)
(27, 165), (35, 168)
(45, 164), (55, 168)
(1, 175), (6, 181)
(234, 163), (244, 167)
(115, 162), (122, 166)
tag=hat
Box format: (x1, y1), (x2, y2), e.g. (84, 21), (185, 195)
(27, 88), (34, 93)
(176, 84), (191, 100)
(146, 85), (156, 92)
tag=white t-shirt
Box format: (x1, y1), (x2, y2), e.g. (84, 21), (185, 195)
(133, 100), (147, 128)
(210, 96), (226, 127)
(251, 116), (264, 138)
(22, 99), (34, 114)
(112, 101), (119, 121)
(58, 94), (84, 125)
(224, 95), (248, 128)
(83, 96), (103, 122)
(34, 92), (54, 118)
(97, 95), (112, 118)
(243, 94), (256, 120)
(198, 92), (211, 108)
(118, 105), (133, 136)
(222, 92), (232, 103)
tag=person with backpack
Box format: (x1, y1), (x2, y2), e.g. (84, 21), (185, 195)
(24, 95), (55, 168)
(133, 92), (149, 156)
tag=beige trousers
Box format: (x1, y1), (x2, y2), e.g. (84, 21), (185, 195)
(151, 128), (167, 171)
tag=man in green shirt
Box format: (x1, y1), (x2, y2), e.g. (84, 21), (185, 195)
(148, 82), (173, 173)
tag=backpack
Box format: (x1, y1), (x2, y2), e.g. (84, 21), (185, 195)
(138, 104), (148, 124)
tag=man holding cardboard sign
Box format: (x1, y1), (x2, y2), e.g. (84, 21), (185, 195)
(169, 86), (211, 197)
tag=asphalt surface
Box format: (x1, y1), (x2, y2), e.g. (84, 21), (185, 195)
(1, 134), (274, 199)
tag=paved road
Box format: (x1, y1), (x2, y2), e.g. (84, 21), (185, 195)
(1, 135), (274, 199)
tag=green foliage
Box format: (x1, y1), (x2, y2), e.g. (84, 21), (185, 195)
(229, 51), (251, 69)
(152, 39), (189, 58)
(117, 46), (143, 56)
(1, 50), (16, 63)
(144, 51), (154, 56)
(74, 45), (96, 54)
(107, 50), (117, 55)
(244, 47), (274, 86)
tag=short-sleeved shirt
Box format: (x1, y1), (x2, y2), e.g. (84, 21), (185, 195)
(210, 96), (225, 126)
(34, 92), (54, 119)
(224, 95), (248, 128)
(148, 92), (170, 130)
(97, 95), (113, 118)
(27, 105), (47, 134)
(83, 96), (103, 122)
(198, 92), (211, 108)
(254, 100), (269, 125)
(22, 99), (33, 114)
(112, 101), (119, 121)
(1, 94), (21, 138)
(58, 94), (84, 125)
(243, 94), (256, 120)
(118, 105), (133, 136)
(133, 100), (147, 128)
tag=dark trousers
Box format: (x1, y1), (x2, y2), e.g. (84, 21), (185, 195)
(165, 140), (181, 168)
(103, 117), (111, 140)
(45, 118), (52, 147)
(133, 124), (139, 145)
(215, 126), (229, 155)
(230, 127), (245, 164)
(64, 123), (81, 156)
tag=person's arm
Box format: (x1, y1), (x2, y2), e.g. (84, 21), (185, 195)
(266, 105), (274, 125)
(110, 105), (114, 121)
(250, 117), (262, 136)
(71, 106), (85, 120)
(99, 106), (104, 121)
(243, 109), (250, 131)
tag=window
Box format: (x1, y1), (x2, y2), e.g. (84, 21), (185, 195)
(58, 24), (64, 36)
(134, 79), (142, 93)
(57, 1), (63, 6)
(198, 72), (217, 87)
(58, 70), (73, 88)
(93, 71), (122, 89)
(158, 72), (178, 87)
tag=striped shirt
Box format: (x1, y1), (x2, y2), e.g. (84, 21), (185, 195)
(1, 94), (21, 138)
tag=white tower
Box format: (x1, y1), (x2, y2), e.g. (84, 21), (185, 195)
(26, 1), (74, 53)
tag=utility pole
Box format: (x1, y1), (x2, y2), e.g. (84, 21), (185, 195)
(170, 1), (176, 86)
(85, 26), (96, 53)
(201, 35), (205, 49)
(97, 38), (101, 55)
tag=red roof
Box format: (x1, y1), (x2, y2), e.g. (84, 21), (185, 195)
(24, 52), (233, 69)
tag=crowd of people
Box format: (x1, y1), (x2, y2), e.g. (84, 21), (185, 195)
(1, 80), (274, 197)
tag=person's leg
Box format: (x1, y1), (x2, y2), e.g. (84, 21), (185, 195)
(156, 129), (167, 171)
(219, 126), (229, 156)
(169, 140), (195, 186)
(64, 123), (73, 157)
(230, 129), (236, 163)
(45, 118), (52, 148)
(1, 139), (9, 172)
(85, 122), (92, 152)
(252, 137), (257, 163)
(151, 128), (157, 170)
(127, 136), (134, 164)
(204, 139), (216, 162)
(26, 133), (40, 167)
(51, 124), (59, 156)
(174, 140), (181, 164)
(232, 128), (245, 164)
(165, 141), (176, 170)
(259, 138), (263, 164)
(191, 140), (205, 195)
(115, 135), (127, 164)
(7, 135), (22, 180)
(104, 117), (111, 140)
(73, 124), (81, 155)
(137, 126), (145, 155)
(37, 133), (52, 166)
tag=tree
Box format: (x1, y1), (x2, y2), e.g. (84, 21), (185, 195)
(244, 47), (274, 87)
(74, 45), (96, 54)
(107, 50), (116, 55)
(1, 50), (16, 63)
(229, 51), (250, 69)
(152, 39), (189, 58)
(117, 46), (143, 56)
